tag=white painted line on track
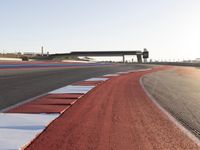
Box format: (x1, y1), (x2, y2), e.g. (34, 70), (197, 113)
(85, 78), (109, 81)
(117, 71), (129, 74)
(0, 113), (59, 150)
(136, 68), (152, 72)
(49, 85), (95, 94)
(117, 68), (152, 74)
(0, 76), (111, 149)
(103, 74), (119, 76)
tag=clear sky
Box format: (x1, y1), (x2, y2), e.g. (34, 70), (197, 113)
(0, 0), (200, 60)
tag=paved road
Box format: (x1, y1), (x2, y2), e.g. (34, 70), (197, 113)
(0, 62), (113, 69)
(142, 67), (200, 139)
(0, 64), (149, 110)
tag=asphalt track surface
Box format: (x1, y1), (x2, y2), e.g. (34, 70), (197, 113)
(25, 67), (199, 150)
(142, 67), (200, 139)
(0, 62), (113, 69)
(0, 63), (149, 111)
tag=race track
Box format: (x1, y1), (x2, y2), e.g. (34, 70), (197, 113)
(0, 63), (149, 110)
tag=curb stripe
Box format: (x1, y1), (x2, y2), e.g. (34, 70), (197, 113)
(0, 69), (146, 149)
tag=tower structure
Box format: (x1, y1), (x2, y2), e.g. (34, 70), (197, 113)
(41, 46), (44, 56)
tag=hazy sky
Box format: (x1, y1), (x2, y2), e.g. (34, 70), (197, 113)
(0, 0), (200, 60)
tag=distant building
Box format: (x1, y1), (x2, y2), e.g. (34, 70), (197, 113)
(23, 52), (38, 57)
(192, 58), (200, 63)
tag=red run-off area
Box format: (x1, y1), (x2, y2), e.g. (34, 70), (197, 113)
(8, 66), (200, 150)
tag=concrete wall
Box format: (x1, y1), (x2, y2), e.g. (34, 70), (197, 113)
(0, 57), (22, 61)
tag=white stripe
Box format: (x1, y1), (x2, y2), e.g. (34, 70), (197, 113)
(0, 113), (59, 150)
(49, 85), (95, 94)
(85, 78), (108, 81)
(103, 74), (119, 76)
(117, 72), (129, 74)
(136, 68), (152, 72)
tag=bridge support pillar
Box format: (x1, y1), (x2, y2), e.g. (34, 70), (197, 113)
(122, 55), (125, 63)
(137, 54), (142, 63)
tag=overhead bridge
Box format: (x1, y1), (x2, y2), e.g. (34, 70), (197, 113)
(50, 50), (149, 63)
